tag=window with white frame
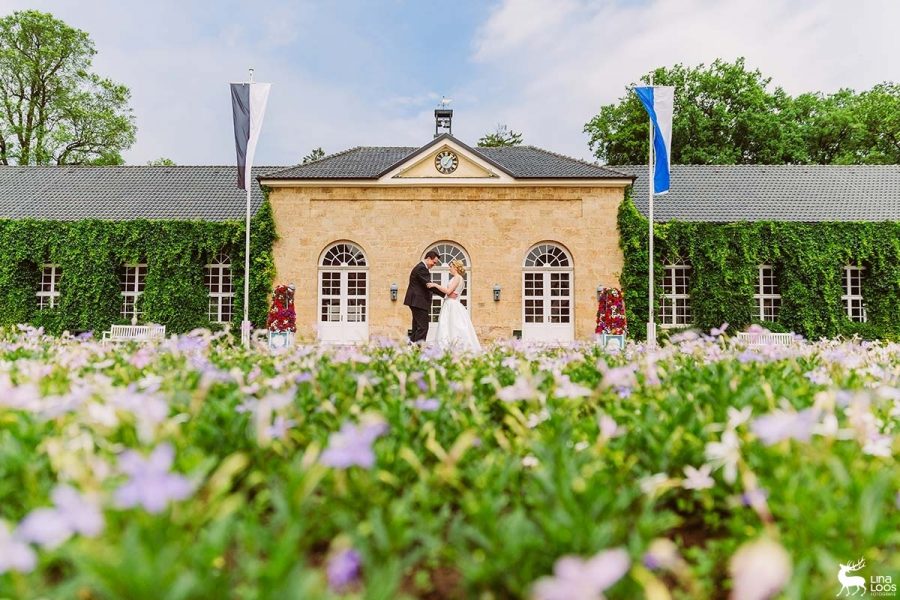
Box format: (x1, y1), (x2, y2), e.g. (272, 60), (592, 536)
(659, 263), (692, 326)
(319, 242), (368, 324)
(37, 264), (61, 310)
(119, 263), (147, 320)
(755, 265), (781, 321)
(523, 243), (572, 324)
(842, 265), (866, 322)
(205, 251), (234, 323)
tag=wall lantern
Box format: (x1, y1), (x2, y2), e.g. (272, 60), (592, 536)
(493, 284), (501, 302)
(597, 284), (605, 301)
(390, 282), (399, 301)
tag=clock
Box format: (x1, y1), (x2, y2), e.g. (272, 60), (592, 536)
(434, 150), (459, 174)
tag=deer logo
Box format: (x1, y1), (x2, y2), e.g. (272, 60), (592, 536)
(837, 558), (867, 596)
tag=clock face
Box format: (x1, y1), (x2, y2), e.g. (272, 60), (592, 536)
(434, 150), (459, 174)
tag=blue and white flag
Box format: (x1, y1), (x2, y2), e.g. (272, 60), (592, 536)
(634, 86), (674, 194)
(230, 82), (271, 190)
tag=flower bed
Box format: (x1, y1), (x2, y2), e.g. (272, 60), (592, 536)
(1, 326), (898, 599)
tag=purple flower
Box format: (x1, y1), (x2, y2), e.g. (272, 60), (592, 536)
(412, 397), (441, 412)
(554, 375), (592, 399)
(711, 322), (729, 337)
(532, 548), (631, 600)
(320, 420), (388, 469)
(52, 485), (104, 537)
(327, 548), (362, 591)
(751, 408), (819, 445)
(497, 375), (541, 402)
(11, 485), (103, 550)
(295, 372), (314, 383)
(266, 415), (296, 440)
(16, 508), (71, 549)
(0, 521), (36, 574)
(114, 443), (194, 513)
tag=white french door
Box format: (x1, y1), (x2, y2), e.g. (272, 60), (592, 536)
(318, 243), (369, 343)
(522, 243), (573, 342)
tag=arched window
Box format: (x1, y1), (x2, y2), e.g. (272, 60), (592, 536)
(318, 242), (369, 342)
(423, 241), (471, 324)
(522, 242), (574, 341)
(205, 251), (234, 323)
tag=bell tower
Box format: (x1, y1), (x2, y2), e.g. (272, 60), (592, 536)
(434, 98), (453, 137)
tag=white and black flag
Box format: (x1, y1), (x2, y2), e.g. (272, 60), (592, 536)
(230, 82), (271, 190)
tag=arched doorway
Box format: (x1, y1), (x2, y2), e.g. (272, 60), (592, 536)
(318, 241), (369, 343)
(522, 242), (574, 342)
(422, 242), (471, 341)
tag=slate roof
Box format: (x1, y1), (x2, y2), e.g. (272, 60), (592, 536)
(264, 135), (629, 180)
(612, 165), (900, 222)
(0, 165), (278, 221)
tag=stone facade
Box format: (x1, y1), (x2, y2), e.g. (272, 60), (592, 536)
(267, 183), (626, 342)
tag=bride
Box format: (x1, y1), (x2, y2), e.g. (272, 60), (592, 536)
(426, 259), (481, 351)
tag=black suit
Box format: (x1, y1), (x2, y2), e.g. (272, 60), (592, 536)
(403, 261), (444, 342)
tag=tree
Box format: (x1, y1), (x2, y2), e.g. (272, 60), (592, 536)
(477, 124), (523, 147)
(0, 10), (136, 165)
(146, 157), (175, 166)
(301, 147), (325, 164)
(584, 58), (899, 165)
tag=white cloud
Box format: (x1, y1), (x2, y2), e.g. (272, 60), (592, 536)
(460, 0), (900, 161)
(3, 0), (897, 165)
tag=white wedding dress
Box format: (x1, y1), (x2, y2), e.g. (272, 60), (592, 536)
(435, 276), (481, 352)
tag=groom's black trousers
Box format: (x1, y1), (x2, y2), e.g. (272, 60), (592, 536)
(410, 307), (429, 343)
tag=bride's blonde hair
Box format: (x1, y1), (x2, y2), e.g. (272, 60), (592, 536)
(449, 259), (466, 276)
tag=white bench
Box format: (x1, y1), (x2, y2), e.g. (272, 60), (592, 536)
(102, 324), (166, 345)
(736, 331), (794, 347)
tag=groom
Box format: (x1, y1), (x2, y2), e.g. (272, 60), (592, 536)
(404, 251), (455, 343)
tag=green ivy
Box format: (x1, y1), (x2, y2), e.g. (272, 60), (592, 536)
(618, 193), (900, 341)
(0, 199), (277, 335)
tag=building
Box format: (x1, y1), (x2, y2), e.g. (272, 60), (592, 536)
(259, 123), (633, 343)
(1, 111), (898, 341)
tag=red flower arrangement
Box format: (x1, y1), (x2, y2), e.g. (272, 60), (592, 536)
(266, 284), (296, 333)
(595, 287), (627, 335)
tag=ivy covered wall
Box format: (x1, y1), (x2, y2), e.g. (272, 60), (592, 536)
(0, 200), (277, 335)
(618, 194), (900, 341)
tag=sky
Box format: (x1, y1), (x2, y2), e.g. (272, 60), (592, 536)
(4, 0), (899, 166)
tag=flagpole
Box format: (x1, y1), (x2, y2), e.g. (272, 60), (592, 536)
(241, 67), (254, 349)
(647, 73), (657, 348)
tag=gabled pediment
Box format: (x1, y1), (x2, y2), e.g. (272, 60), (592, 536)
(377, 134), (516, 184)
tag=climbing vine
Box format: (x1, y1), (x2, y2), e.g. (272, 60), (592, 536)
(618, 193), (900, 340)
(0, 199), (277, 335)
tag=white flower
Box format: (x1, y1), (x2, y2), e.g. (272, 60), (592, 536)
(682, 464), (715, 490)
(727, 407), (753, 429)
(862, 434), (892, 457)
(522, 455), (540, 468)
(640, 473), (671, 496)
(527, 409), (551, 429)
(729, 537), (791, 600)
(705, 429), (741, 484)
